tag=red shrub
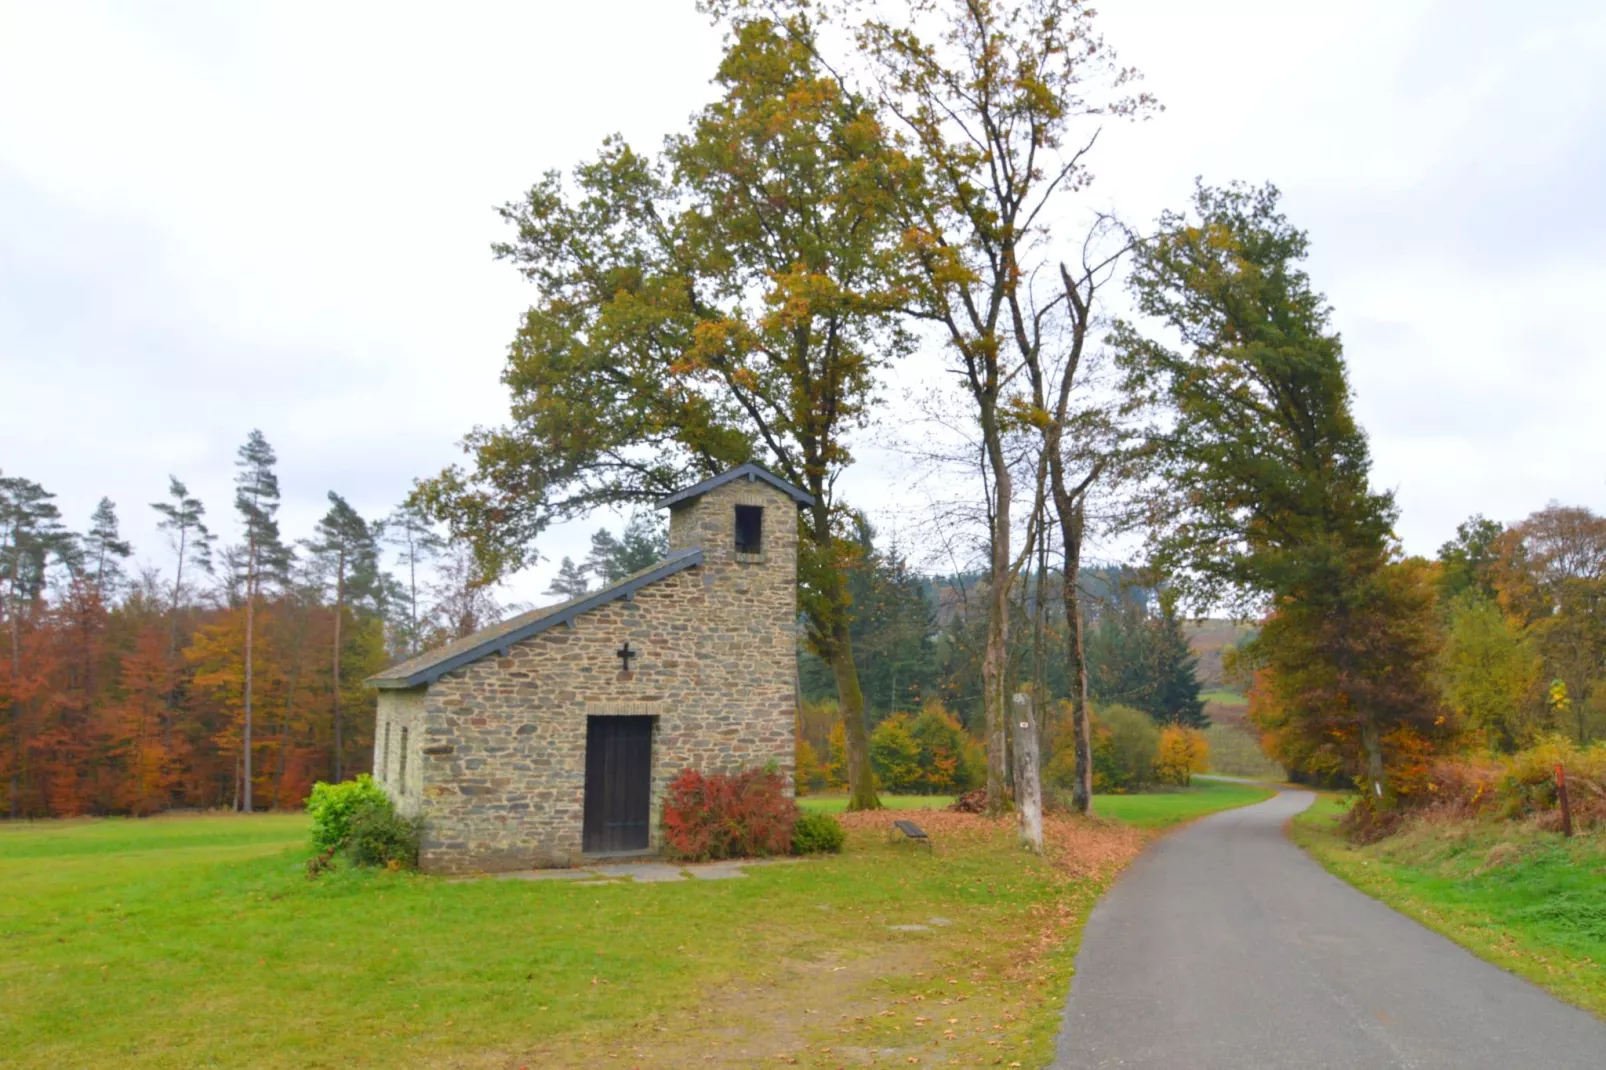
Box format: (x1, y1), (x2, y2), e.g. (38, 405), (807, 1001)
(660, 768), (797, 861)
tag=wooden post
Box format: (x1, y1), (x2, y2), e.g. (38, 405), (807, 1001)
(1556, 764), (1574, 839)
(1011, 693), (1043, 854)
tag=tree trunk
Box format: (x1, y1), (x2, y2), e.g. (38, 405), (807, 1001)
(164, 522), (186, 742)
(1011, 692), (1043, 852)
(1058, 499), (1093, 814)
(332, 553), (345, 783)
(1031, 498), (1049, 704)
(983, 415), (1013, 815)
(829, 624), (881, 811)
(242, 541), (256, 814)
(1360, 715), (1385, 803)
(802, 495), (880, 813)
(8, 595), (21, 819)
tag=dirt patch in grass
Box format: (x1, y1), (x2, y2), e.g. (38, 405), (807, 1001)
(486, 813), (1148, 1069)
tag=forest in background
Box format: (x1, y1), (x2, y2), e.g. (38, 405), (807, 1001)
(0, 441), (1215, 818)
(0, 434), (489, 816)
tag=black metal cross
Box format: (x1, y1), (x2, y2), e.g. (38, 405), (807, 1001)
(616, 641), (636, 672)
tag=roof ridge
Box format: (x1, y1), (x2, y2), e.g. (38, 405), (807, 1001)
(367, 547), (704, 689)
(655, 462), (814, 510)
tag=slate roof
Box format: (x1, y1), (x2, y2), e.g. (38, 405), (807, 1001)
(655, 462), (815, 510)
(367, 547), (703, 689)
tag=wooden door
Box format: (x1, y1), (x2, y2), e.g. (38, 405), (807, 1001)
(582, 715), (654, 853)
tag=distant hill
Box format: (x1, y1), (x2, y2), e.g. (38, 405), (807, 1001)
(1183, 619), (1255, 688)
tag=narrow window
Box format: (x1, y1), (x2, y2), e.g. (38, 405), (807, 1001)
(734, 505), (764, 554)
(399, 727), (409, 789)
(383, 722), (392, 783)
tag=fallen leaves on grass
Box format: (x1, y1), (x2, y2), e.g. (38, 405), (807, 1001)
(835, 809), (1146, 883)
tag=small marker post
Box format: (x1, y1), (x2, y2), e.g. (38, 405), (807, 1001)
(1556, 764), (1573, 839)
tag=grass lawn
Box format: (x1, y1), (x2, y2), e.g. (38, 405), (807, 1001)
(797, 794), (956, 814)
(1292, 796), (1606, 1020)
(1093, 778), (1274, 828)
(1198, 689), (1247, 708)
(1, 784), (1268, 1068)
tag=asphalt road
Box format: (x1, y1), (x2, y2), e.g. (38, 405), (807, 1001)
(1052, 787), (1606, 1069)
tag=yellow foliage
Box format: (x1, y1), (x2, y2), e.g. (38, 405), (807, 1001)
(794, 735), (824, 796)
(1155, 725), (1210, 787)
(825, 721), (849, 790)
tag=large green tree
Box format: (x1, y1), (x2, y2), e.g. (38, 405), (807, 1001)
(1437, 514), (1504, 604)
(1114, 182), (1446, 798)
(415, 18), (917, 809)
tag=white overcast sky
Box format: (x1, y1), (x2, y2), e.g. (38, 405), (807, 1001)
(3, 0), (1603, 606)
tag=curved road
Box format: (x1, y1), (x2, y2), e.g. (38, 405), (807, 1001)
(1053, 788), (1606, 1069)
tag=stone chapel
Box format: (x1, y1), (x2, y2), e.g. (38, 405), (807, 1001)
(366, 462), (809, 874)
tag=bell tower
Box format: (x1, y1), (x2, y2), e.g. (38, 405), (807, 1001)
(660, 463), (811, 581)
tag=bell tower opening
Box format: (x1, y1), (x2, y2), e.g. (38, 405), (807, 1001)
(734, 504), (764, 554)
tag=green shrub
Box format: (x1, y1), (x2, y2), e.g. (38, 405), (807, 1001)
(791, 810), (845, 854)
(1095, 704), (1161, 791)
(347, 798), (421, 869)
(305, 774), (389, 852)
(1046, 702), (1161, 793)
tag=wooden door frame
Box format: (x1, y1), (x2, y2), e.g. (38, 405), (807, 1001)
(581, 714), (656, 856)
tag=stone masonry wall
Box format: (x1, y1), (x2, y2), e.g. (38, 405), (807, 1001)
(412, 478), (798, 874)
(373, 687), (426, 817)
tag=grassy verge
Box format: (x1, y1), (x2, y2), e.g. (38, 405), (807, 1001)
(1292, 798), (1606, 1019)
(0, 784), (1272, 1067)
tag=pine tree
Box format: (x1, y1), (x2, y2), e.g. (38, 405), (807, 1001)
(1150, 597), (1207, 728)
(83, 498), (132, 602)
(151, 477), (214, 710)
(233, 430), (284, 811)
(545, 557), (591, 600)
(582, 511), (667, 585)
(308, 492), (379, 781)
